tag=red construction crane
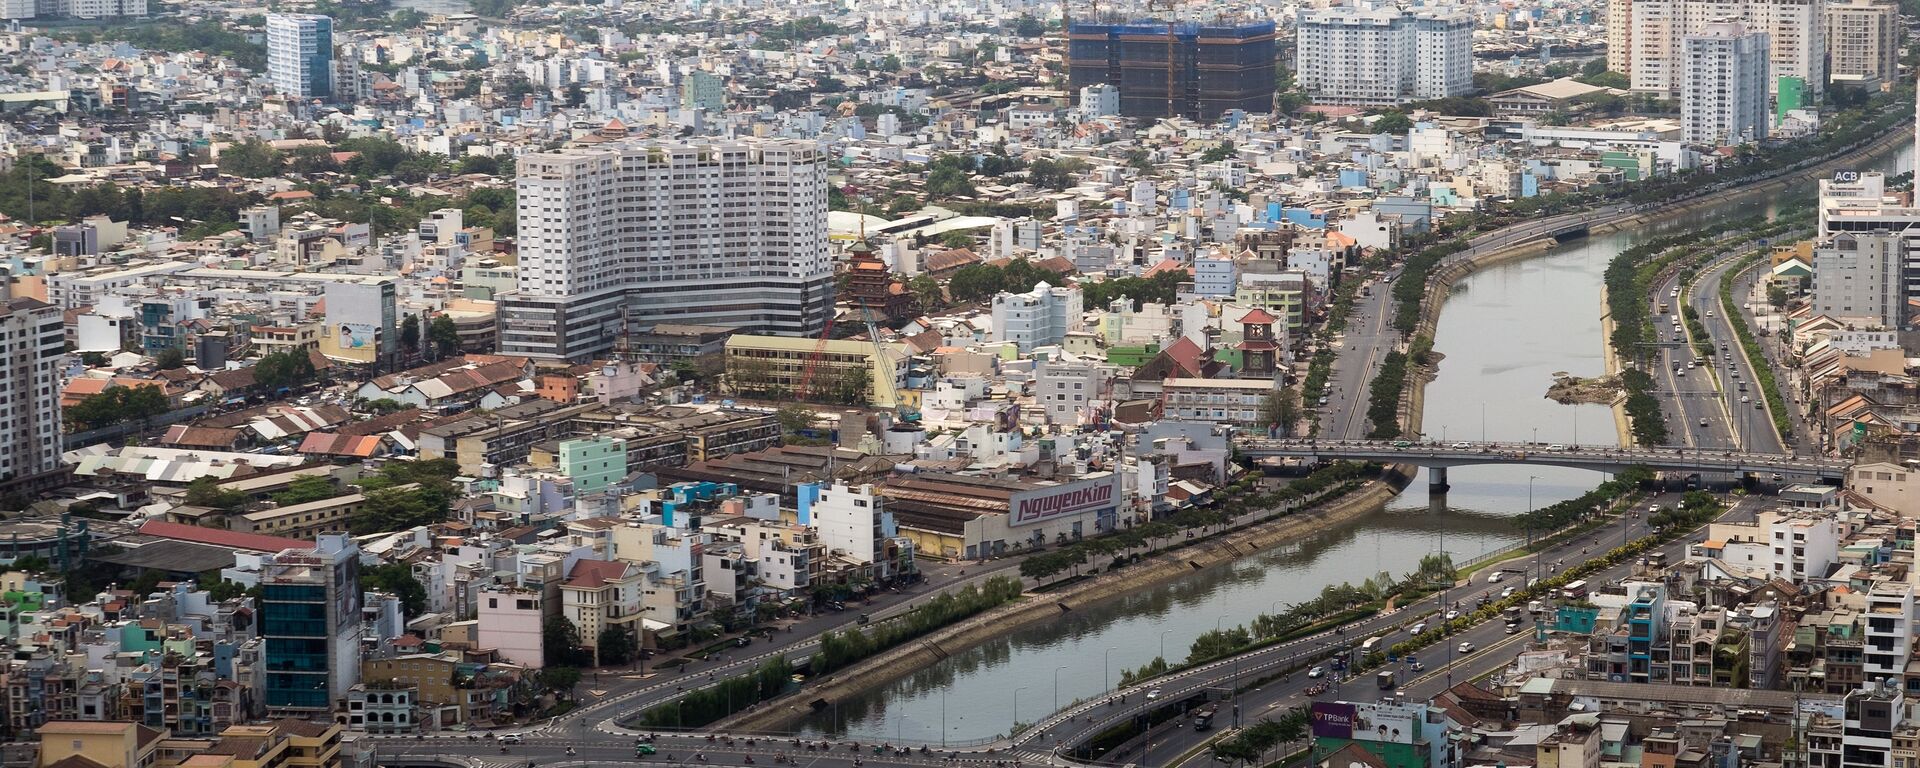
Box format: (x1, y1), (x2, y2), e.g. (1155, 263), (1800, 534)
(794, 313), (837, 401)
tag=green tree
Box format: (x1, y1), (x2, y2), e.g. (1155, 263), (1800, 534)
(1262, 388), (1298, 435)
(926, 164), (976, 198)
(543, 616), (589, 667)
(1371, 111), (1413, 135)
(183, 477), (250, 513)
(153, 348), (186, 370)
(539, 666), (583, 698)
(428, 315), (460, 357)
(1201, 140), (1237, 163)
(399, 314), (420, 352)
(7, 555), (51, 574)
(1012, 14), (1046, 36)
(363, 562), (429, 617)
(272, 475), (341, 506)
(348, 485), (450, 534)
(217, 139), (284, 178)
(597, 624), (640, 666)
(253, 349), (317, 391)
(908, 274), (943, 312)
(455, 154), (500, 176)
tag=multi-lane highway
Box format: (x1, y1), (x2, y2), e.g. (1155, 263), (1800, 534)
(1013, 491), (1697, 766)
(1088, 494), (1749, 768)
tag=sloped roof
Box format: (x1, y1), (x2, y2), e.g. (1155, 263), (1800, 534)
(296, 432), (386, 458)
(565, 558), (636, 588)
(137, 520), (309, 553)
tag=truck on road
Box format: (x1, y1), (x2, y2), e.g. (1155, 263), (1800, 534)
(1193, 704), (1219, 731)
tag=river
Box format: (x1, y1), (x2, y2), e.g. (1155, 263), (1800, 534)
(799, 141), (1917, 744)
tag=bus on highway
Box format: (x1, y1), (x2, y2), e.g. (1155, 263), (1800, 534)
(1562, 580), (1590, 600)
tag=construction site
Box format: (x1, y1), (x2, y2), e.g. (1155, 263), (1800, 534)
(1066, 16), (1278, 120)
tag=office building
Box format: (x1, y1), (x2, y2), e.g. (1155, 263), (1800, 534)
(1825, 0), (1898, 88)
(1620, 0), (1823, 98)
(1680, 21), (1770, 146)
(266, 13), (335, 99)
(1812, 231), (1905, 328)
(261, 533), (362, 715)
(1294, 7), (1472, 106)
(1066, 19), (1276, 119)
(499, 139), (833, 362)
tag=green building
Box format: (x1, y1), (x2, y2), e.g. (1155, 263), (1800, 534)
(560, 436), (628, 494)
(1776, 76), (1805, 122)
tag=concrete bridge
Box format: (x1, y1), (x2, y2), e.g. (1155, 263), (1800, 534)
(1236, 438), (1850, 489)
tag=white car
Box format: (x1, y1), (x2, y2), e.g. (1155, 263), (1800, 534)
(1451, 442), (1472, 449)
(1444, 609), (1461, 621)
(1307, 666), (1326, 679)
(1458, 642), (1476, 654)
(1147, 688), (1162, 699)
(501, 734), (525, 745)
(1501, 587), (1516, 598)
(1648, 504), (1662, 514)
(1487, 571), (1503, 584)
(1410, 622), (1428, 634)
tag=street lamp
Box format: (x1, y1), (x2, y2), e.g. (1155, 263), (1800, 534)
(1014, 686), (1029, 732)
(1104, 646), (1119, 691)
(1160, 629), (1174, 661)
(1055, 665), (1069, 713)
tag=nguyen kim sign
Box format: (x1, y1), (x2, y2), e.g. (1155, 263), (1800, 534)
(1009, 475), (1118, 527)
(1310, 702), (1357, 740)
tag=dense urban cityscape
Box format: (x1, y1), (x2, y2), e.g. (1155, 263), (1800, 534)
(0, 0), (1915, 766)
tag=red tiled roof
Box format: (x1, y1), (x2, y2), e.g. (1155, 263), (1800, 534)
(137, 520), (310, 553)
(1238, 307), (1277, 325)
(565, 558), (634, 588)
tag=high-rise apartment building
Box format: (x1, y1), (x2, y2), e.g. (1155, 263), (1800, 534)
(1608, 0), (1636, 74)
(1295, 6), (1472, 106)
(1621, 0), (1823, 97)
(0, 283), (63, 488)
(266, 13), (335, 99)
(1066, 20), (1277, 119)
(499, 139), (834, 362)
(1680, 21), (1770, 146)
(261, 534), (362, 715)
(1825, 0), (1898, 87)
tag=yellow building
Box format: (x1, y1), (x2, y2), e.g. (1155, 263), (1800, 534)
(724, 334), (907, 407)
(37, 720), (342, 768)
(37, 722), (163, 768)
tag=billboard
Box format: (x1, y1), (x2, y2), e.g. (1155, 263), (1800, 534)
(1009, 475), (1118, 527)
(338, 322), (378, 349)
(1311, 702), (1356, 740)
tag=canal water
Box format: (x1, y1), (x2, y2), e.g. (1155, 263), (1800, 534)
(802, 142), (1916, 744)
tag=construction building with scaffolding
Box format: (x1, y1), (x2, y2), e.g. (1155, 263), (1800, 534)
(1066, 18), (1278, 120)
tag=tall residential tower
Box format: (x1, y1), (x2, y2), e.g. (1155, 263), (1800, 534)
(498, 138), (834, 362)
(265, 13), (334, 99)
(1681, 21), (1771, 146)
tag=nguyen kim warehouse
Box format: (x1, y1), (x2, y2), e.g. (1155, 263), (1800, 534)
(1067, 19), (1279, 120)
